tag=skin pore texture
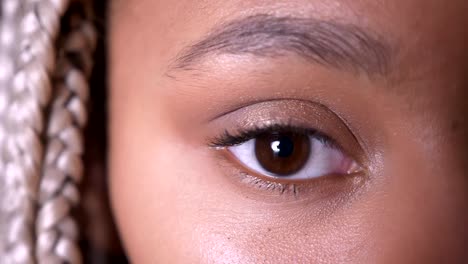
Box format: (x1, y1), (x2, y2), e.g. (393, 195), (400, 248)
(108, 0), (468, 263)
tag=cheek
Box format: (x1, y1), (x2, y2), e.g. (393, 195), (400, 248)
(376, 145), (468, 262)
(108, 116), (196, 262)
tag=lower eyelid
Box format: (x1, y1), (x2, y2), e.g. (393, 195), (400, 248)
(225, 167), (308, 200)
(215, 147), (365, 202)
(215, 156), (367, 208)
(240, 173), (300, 195)
(210, 130), (367, 202)
(213, 148), (302, 197)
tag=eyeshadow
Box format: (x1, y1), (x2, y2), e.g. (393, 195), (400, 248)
(206, 99), (367, 168)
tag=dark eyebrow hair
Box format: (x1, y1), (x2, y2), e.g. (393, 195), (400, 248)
(171, 14), (394, 77)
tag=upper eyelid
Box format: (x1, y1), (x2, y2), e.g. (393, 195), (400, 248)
(207, 98), (334, 122)
(209, 124), (314, 146)
(208, 124), (315, 147)
(206, 99), (368, 167)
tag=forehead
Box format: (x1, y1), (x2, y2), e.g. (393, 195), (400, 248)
(115, 0), (468, 84)
(115, 0), (468, 58)
(117, 0), (467, 28)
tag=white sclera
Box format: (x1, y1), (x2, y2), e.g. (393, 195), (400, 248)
(229, 136), (354, 180)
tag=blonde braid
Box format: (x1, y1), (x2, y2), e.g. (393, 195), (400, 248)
(0, 0), (68, 262)
(36, 1), (96, 263)
(0, 0), (96, 263)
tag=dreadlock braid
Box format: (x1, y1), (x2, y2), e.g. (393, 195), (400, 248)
(0, 0), (96, 263)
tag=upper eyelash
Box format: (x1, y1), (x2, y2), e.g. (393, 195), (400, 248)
(208, 123), (336, 149)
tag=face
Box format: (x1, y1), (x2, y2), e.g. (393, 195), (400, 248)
(108, 0), (468, 263)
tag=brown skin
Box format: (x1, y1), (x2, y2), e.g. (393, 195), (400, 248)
(108, 0), (468, 263)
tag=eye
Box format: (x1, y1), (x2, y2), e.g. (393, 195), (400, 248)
(227, 131), (360, 180)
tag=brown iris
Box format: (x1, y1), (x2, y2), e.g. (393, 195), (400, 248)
(254, 132), (311, 176)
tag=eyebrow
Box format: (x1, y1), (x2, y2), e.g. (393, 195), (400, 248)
(170, 14), (393, 77)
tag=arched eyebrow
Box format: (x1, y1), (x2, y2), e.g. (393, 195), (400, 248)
(170, 14), (394, 77)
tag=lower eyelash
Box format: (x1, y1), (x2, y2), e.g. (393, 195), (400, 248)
(240, 173), (300, 197)
(215, 148), (303, 198)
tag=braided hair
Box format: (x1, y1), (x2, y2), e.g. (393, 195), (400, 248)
(0, 0), (96, 263)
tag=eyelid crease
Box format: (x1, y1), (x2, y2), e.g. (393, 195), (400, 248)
(208, 98), (335, 122)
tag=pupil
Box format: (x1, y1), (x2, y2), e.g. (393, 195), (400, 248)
(271, 136), (294, 158)
(255, 132), (310, 176)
